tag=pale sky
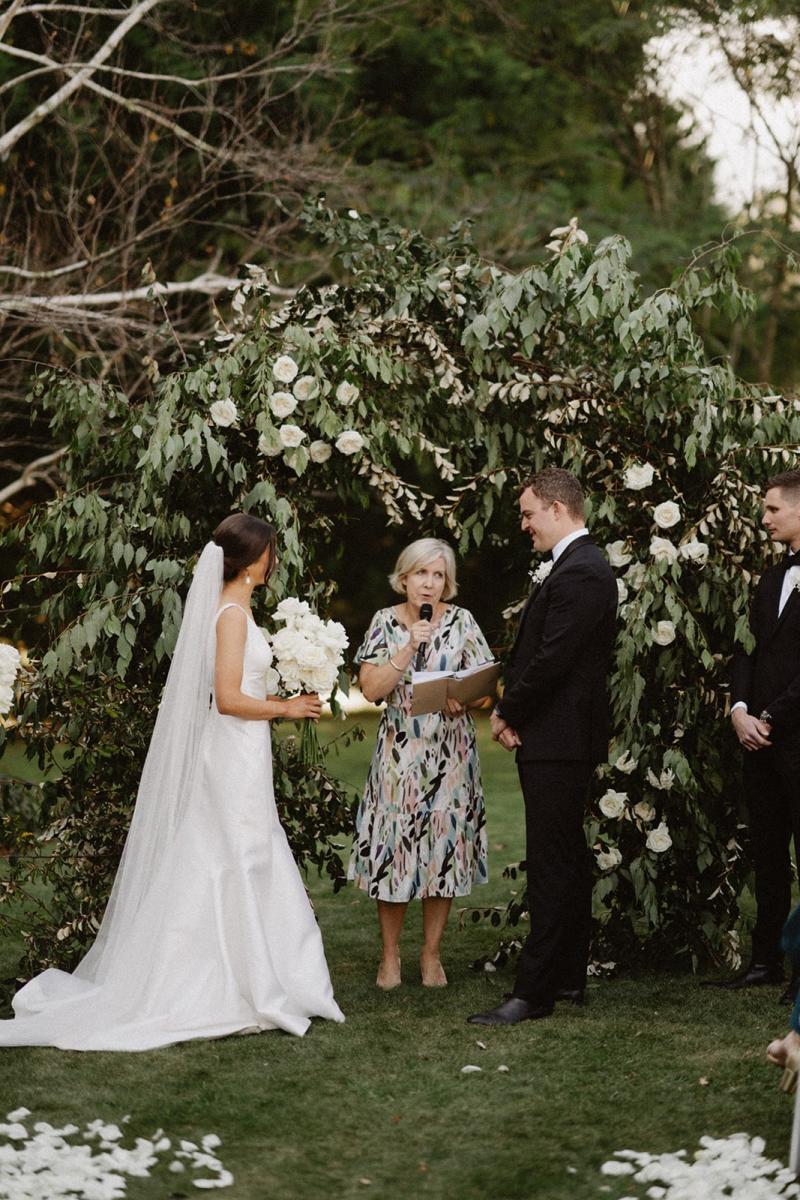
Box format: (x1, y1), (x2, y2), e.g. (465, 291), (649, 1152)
(648, 21), (799, 214)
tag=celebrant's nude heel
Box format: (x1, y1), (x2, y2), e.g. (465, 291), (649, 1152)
(377, 956), (401, 990)
(767, 1038), (800, 1094)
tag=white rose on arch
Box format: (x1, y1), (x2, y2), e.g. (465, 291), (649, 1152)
(652, 620), (677, 646)
(625, 562), (647, 589)
(649, 536), (679, 564)
(613, 750), (638, 774)
(599, 789), (627, 819)
(336, 380), (360, 406)
(606, 540), (633, 568)
(293, 375), (319, 401)
(269, 391), (297, 419)
(257, 433), (282, 458)
(634, 801), (656, 823)
(679, 538), (710, 566)
(653, 500), (681, 529)
(596, 847), (623, 871)
(309, 440), (332, 464)
(623, 462), (654, 490)
(272, 354), (299, 383)
(278, 424), (306, 448)
(336, 430), (365, 456)
(616, 579), (628, 604)
(646, 822), (673, 853)
(209, 398), (238, 427)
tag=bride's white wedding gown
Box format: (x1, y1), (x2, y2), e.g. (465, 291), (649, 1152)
(0, 601), (344, 1050)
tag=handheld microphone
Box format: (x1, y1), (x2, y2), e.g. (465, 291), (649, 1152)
(415, 603), (433, 672)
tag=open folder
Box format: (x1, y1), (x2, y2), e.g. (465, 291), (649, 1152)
(410, 661), (501, 717)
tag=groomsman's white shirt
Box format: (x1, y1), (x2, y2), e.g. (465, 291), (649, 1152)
(731, 555), (796, 715)
(551, 527), (589, 562)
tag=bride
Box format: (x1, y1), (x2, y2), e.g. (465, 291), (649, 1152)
(0, 513), (345, 1050)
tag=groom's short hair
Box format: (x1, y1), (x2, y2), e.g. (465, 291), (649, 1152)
(766, 469), (800, 499)
(521, 467), (585, 519)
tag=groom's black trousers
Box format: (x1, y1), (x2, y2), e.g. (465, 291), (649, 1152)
(512, 759), (594, 1008)
(743, 746), (800, 967)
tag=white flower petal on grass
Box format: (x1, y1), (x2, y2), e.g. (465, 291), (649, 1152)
(272, 354), (298, 383)
(652, 500), (681, 529)
(460, 1065), (482, 1074)
(335, 380), (360, 406)
(347, 209), (360, 219)
(5, 1107), (29, 1122)
(278, 424), (306, 448)
(623, 462), (654, 490)
(209, 399), (237, 428)
(170, 1161), (187, 1173)
(269, 391), (297, 418)
(601, 1161), (637, 1175)
(475, 1040), (487, 1050)
(496, 1065), (510, 1073)
(335, 429), (365, 456)
(309, 440), (333, 464)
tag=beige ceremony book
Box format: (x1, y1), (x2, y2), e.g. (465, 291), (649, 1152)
(410, 661), (501, 717)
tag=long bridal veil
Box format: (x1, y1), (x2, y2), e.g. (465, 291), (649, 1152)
(74, 541), (223, 984)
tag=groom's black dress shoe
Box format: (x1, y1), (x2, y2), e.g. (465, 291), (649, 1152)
(554, 988), (585, 1006)
(467, 997), (553, 1026)
(780, 968), (800, 1005)
(701, 962), (784, 991)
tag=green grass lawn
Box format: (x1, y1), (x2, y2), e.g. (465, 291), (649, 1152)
(0, 714), (795, 1199)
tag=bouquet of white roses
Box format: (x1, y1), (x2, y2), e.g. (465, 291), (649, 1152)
(0, 643), (21, 718)
(269, 598), (349, 765)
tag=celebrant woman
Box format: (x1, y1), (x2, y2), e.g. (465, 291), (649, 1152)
(0, 513), (344, 1050)
(350, 537), (493, 990)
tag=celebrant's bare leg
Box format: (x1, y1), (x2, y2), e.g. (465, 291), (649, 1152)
(420, 897), (452, 987)
(376, 900), (406, 989)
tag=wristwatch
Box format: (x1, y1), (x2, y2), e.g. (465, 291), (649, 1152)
(759, 709), (773, 724)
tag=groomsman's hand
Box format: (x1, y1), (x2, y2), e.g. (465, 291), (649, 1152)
(732, 708), (772, 751)
(498, 727), (521, 751)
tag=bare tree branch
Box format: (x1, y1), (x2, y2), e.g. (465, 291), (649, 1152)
(0, 447), (67, 504)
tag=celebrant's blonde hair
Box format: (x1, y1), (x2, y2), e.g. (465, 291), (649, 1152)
(389, 538), (458, 600)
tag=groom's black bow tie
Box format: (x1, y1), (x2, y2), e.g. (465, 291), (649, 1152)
(782, 551), (800, 571)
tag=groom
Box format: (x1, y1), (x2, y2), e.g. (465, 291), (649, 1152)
(469, 468), (617, 1025)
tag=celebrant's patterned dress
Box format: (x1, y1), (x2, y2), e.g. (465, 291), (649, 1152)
(349, 605), (491, 902)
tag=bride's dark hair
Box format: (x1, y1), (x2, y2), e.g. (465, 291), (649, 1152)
(213, 513), (277, 583)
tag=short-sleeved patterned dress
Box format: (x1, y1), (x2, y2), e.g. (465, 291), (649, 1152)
(348, 605), (491, 902)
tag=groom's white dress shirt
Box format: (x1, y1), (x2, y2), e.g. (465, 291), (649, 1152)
(551, 527), (589, 562)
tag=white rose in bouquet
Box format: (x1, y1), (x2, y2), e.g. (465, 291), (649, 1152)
(309, 440), (333, 464)
(274, 597), (312, 625)
(272, 354), (299, 383)
(335, 380), (360, 406)
(646, 822), (673, 853)
(606, 540), (633, 568)
(596, 847), (622, 871)
(209, 398), (238, 427)
(269, 391), (297, 419)
(680, 538), (710, 566)
(336, 430), (364, 456)
(599, 789), (627, 819)
(279, 424), (306, 448)
(634, 801), (656, 823)
(649, 537), (678, 564)
(623, 462), (654, 490)
(652, 620), (676, 646)
(653, 500), (681, 529)
(0, 644), (21, 716)
(293, 375), (319, 401)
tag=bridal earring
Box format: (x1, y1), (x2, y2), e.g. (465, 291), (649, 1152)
(245, 571), (252, 585)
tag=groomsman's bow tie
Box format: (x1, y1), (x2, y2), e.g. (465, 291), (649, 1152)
(782, 552), (800, 571)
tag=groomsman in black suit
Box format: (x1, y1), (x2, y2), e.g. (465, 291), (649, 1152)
(469, 468), (617, 1025)
(710, 470), (800, 997)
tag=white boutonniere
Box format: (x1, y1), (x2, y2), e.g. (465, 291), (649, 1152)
(529, 560), (553, 587)
(788, 565), (800, 592)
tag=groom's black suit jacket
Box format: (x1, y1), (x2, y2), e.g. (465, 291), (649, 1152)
(495, 535), (618, 764)
(732, 560), (800, 754)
